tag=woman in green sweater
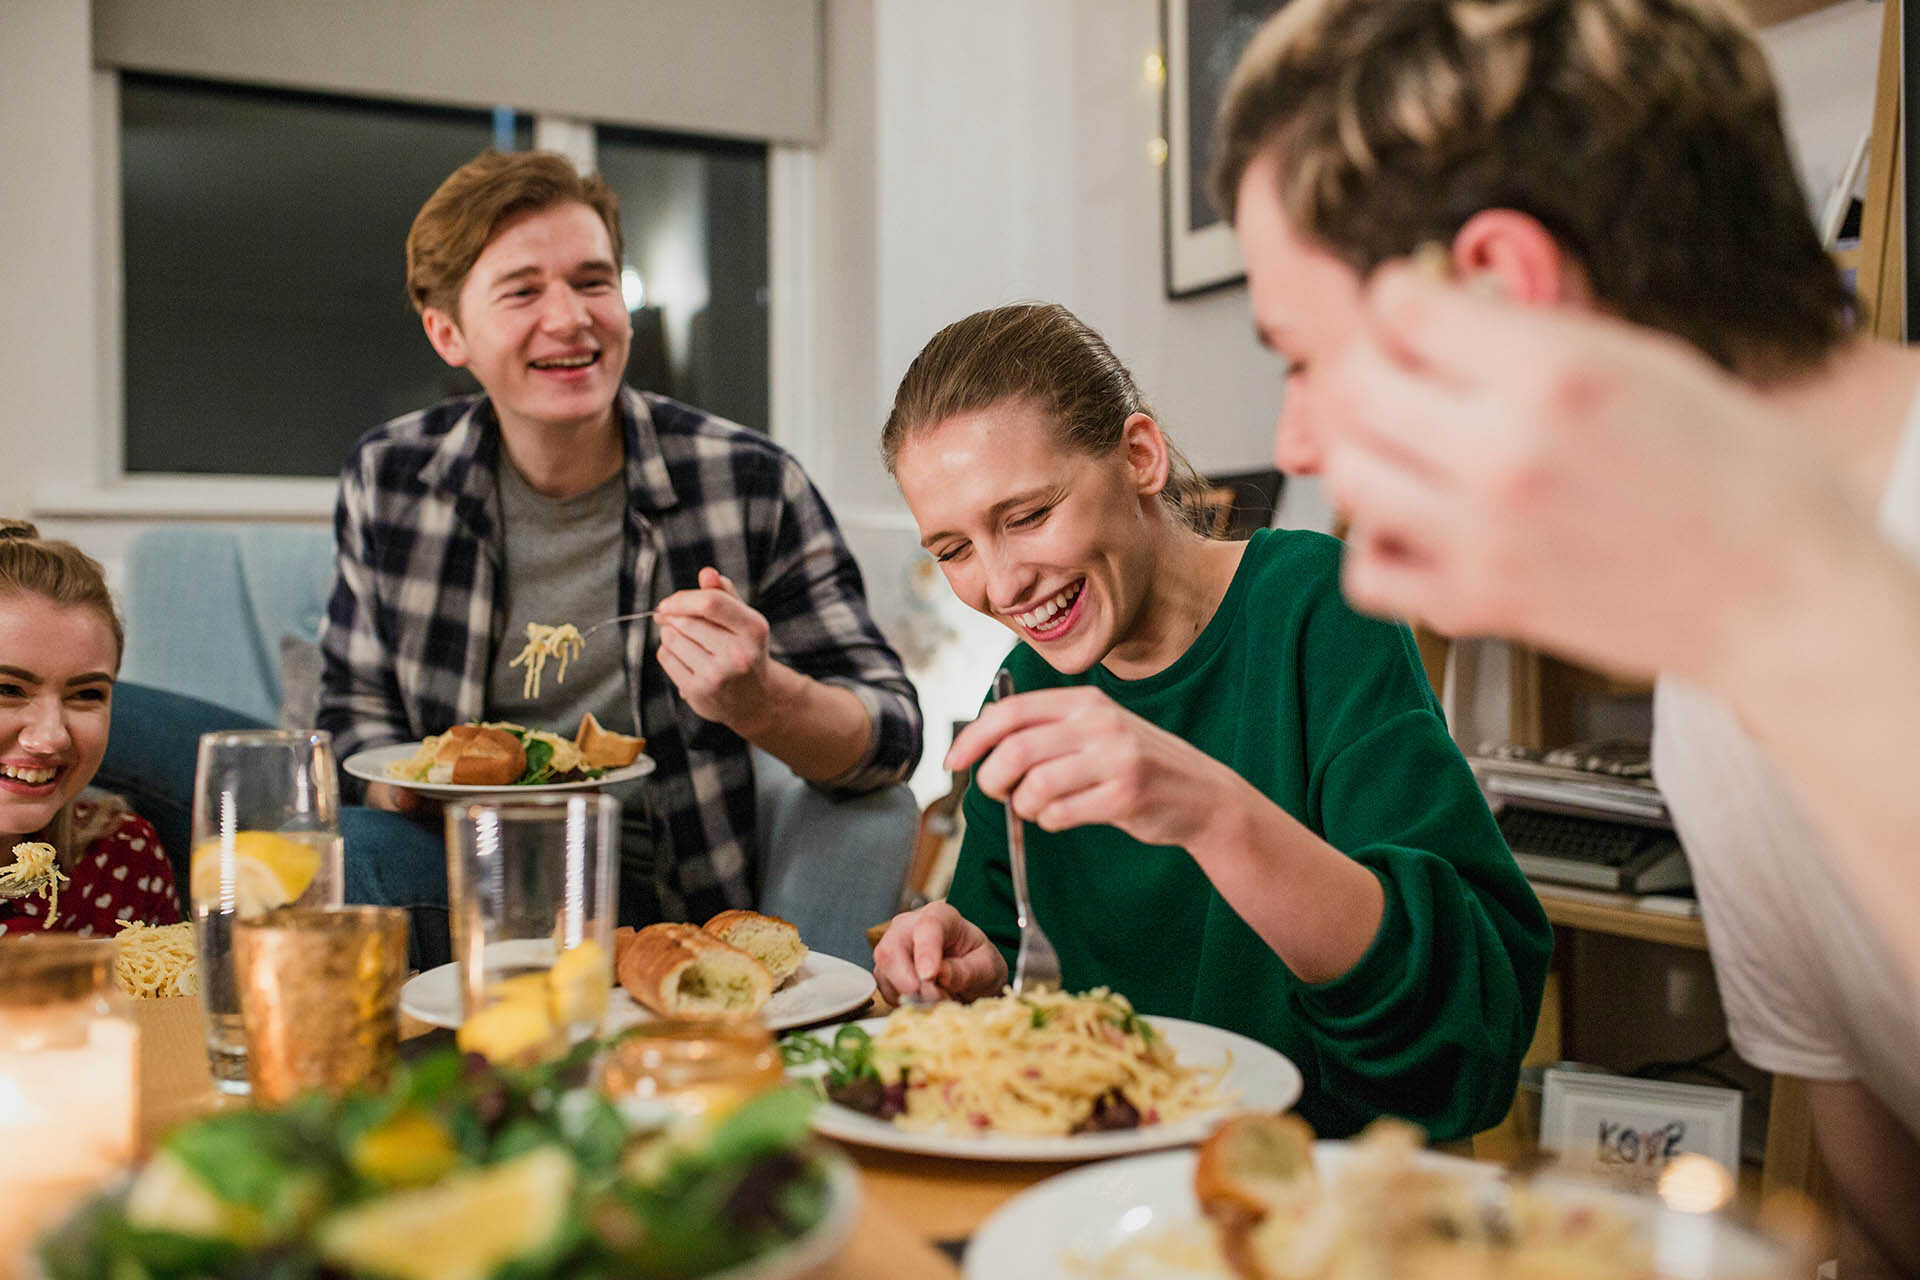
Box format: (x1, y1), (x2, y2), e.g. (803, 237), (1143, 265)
(870, 302), (1550, 1142)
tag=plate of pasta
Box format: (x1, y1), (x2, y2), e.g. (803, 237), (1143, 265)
(342, 725), (654, 797)
(779, 989), (1303, 1161)
(963, 1120), (1794, 1280)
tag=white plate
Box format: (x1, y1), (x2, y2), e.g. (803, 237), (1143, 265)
(965, 1145), (1788, 1280)
(400, 947), (877, 1035)
(788, 1016), (1303, 1162)
(342, 740), (655, 795)
(710, 1152), (861, 1280)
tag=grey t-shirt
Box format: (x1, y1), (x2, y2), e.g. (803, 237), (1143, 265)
(490, 461), (661, 923)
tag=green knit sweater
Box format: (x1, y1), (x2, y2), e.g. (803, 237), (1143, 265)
(946, 528), (1550, 1141)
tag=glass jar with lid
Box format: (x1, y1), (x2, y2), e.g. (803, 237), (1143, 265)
(0, 936), (140, 1255)
(597, 1018), (783, 1126)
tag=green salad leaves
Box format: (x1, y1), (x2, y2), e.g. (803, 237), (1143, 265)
(38, 1041), (833, 1280)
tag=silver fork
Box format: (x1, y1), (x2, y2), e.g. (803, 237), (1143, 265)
(995, 668), (1062, 994)
(577, 611), (656, 640)
(576, 548), (844, 640)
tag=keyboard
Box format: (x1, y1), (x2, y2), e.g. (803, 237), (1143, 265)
(1496, 806), (1692, 894)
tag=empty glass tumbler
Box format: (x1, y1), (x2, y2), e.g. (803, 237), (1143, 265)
(446, 793), (618, 1064)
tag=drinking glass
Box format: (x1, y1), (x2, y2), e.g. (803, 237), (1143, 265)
(446, 794), (617, 1061)
(234, 905), (408, 1105)
(190, 729), (343, 1094)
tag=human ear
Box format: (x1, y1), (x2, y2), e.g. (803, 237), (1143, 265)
(1121, 412), (1172, 497)
(421, 307), (470, 368)
(1449, 210), (1582, 306)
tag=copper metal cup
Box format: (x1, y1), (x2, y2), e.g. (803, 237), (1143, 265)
(233, 905), (408, 1105)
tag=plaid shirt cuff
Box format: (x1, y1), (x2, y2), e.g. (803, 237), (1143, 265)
(811, 677), (921, 796)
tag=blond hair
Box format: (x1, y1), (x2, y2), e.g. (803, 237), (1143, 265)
(406, 149), (624, 318)
(1211, 0), (1853, 372)
(0, 520), (122, 662)
(882, 303), (1211, 532)
(0, 520), (125, 869)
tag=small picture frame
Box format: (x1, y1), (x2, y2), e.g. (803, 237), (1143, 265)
(1162, 0), (1289, 296)
(1541, 1068), (1742, 1191)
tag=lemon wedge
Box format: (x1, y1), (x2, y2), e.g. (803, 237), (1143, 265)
(125, 1150), (271, 1245)
(316, 1146), (574, 1280)
(456, 993), (557, 1064)
(547, 939), (611, 1029)
(349, 1108), (461, 1188)
(188, 830), (324, 915)
(457, 941), (611, 1065)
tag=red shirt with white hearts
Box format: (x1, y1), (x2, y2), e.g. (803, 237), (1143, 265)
(0, 802), (180, 938)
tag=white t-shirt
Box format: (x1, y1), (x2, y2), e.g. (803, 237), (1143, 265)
(1652, 390), (1920, 1137)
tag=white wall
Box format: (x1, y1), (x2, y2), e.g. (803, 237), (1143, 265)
(859, 0), (1284, 505)
(0, 1), (101, 522)
(1757, 0), (1885, 211)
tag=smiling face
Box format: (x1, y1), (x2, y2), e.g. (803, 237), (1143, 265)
(1234, 150), (1371, 477)
(894, 398), (1168, 675)
(0, 595), (118, 839)
(422, 201), (633, 440)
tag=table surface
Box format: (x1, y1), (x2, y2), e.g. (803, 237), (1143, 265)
(132, 995), (1106, 1280)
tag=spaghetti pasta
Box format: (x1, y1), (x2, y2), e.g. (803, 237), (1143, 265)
(113, 920), (199, 998)
(1, 840), (68, 926)
(507, 623), (586, 700)
(871, 988), (1230, 1137)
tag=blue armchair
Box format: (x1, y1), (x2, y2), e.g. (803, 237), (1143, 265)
(105, 525), (919, 965)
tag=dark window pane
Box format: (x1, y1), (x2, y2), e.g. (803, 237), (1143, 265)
(119, 75), (531, 477)
(594, 125), (768, 432)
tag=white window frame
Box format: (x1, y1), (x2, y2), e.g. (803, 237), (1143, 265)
(38, 82), (802, 521)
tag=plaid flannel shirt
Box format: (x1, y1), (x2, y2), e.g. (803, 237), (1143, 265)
(318, 388), (922, 919)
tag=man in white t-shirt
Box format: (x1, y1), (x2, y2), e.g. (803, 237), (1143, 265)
(1211, 0), (1920, 1269)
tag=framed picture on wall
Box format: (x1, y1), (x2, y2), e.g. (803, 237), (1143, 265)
(1162, 0), (1288, 297)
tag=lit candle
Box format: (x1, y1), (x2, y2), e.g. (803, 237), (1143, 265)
(0, 940), (140, 1278)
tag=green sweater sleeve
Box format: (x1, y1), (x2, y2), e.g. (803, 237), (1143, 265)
(1288, 574), (1551, 1140)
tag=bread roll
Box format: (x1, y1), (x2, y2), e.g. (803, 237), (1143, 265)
(427, 724), (525, 786)
(574, 713), (645, 768)
(1194, 1112), (1318, 1280)
(617, 922), (772, 1018)
(703, 909), (807, 986)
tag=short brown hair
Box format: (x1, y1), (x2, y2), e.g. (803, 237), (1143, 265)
(0, 519), (122, 664)
(882, 303), (1211, 531)
(405, 149), (624, 317)
(1211, 0), (1854, 372)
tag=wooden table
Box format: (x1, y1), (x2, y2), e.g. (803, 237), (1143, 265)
(131, 996), (995, 1279)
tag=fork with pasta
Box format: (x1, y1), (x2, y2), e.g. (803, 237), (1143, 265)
(507, 613), (667, 700)
(511, 547), (848, 700)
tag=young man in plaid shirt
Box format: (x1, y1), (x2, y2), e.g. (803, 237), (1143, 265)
(319, 150), (921, 929)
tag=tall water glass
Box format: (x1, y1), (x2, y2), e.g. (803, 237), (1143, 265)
(447, 794), (617, 1061)
(190, 729), (343, 1094)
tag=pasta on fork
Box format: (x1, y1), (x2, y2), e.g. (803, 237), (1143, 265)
(0, 841), (69, 926)
(508, 622), (586, 700)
